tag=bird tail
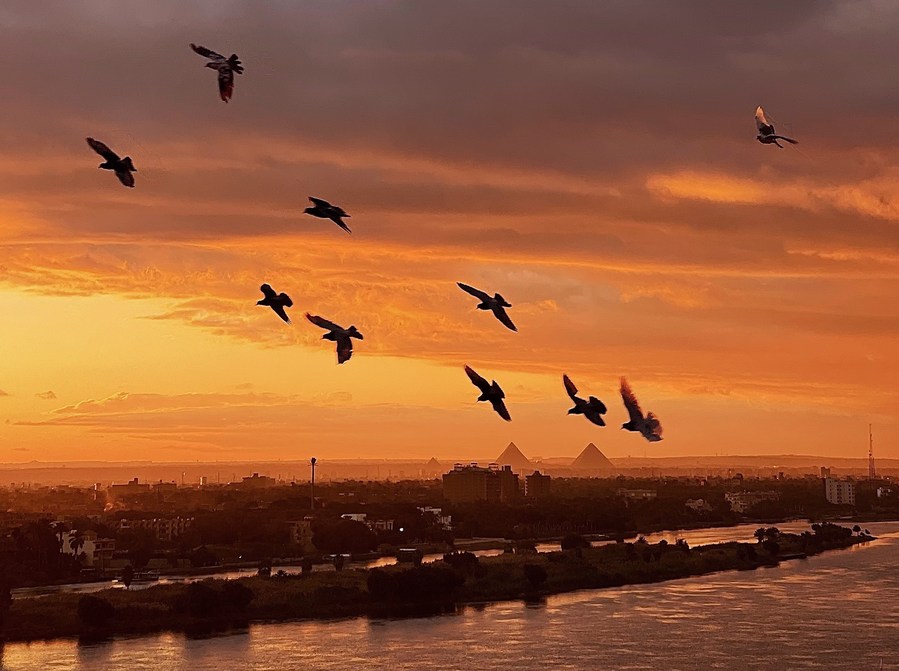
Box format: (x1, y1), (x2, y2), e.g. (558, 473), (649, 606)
(123, 157), (137, 171)
(777, 136), (798, 144)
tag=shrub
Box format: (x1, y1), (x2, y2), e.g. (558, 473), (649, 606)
(77, 595), (115, 628)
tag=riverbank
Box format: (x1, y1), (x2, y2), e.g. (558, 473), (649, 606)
(0, 523), (870, 644)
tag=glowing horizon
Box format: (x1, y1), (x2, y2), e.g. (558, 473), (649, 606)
(1, 2), (898, 461)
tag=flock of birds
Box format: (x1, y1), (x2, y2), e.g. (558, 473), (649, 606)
(82, 43), (803, 445)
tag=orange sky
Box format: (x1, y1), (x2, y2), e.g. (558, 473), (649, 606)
(1, 1), (898, 462)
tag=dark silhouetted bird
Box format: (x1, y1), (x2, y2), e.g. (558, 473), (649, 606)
(304, 197), (351, 233)
(305, 313), (363, 364)
(755, 106), (798, 148)
(85, 138), (136, 188)
(464, 365), (511, 421)
(190, 43), (243, 102)
(457, 283), (517, 332)
(257, 284), (293, 324)
(563, 374), (607, 426)
(620, 377), (663, 442)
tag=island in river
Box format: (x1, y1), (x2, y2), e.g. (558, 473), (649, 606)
(0, 522), (870, 644)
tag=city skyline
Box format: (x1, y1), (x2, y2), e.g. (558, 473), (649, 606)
(2, 1), (899, 462)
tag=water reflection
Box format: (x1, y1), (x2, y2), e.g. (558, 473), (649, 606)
(3, 522), (898, 670)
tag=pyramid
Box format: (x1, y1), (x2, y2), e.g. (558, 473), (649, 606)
(570, 443), (616, 473)
(426, 457), (442, 467)
(495, 442), (534, 472)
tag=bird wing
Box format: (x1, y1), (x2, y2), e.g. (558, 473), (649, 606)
(309, 196), (332, 208)
(260, 283), (277, 299)
(646, 412), (663, 438)
(755, 106), (774, 134)
(336, 336), (354, 364)
(86, 137), (120, 162)
(270, 304), (291, 324)
(114, 169), (135, 188)
(774, 135), (799, 144)
(457, 282), (490, 302)
(585, 412), (606, 427)
(331, 216), (352, 234)
(589, 396), (608, 414)
(191, 43), (225, 61)
(278, 293), (293, 307)
(492, 306), (517, 332)
(305, 313), (343, 332)
(218, 68), (234, 102)
(464, 365), (491, 393)
(562, 374), (579, 401)
(620, 377), (645, 423)
(491, 397), (512, 421)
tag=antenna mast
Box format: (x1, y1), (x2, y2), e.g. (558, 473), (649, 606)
(868, 424), (876, 480)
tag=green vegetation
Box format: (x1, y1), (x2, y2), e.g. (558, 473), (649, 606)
(0, 523), (866, 644)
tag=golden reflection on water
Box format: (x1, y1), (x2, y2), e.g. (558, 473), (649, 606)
(3, 522), (899, 671)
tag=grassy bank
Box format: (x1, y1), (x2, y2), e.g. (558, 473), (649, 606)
(0, 524), (869, 644)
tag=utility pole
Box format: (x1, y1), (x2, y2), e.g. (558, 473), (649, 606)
(310, 457), (317, 510)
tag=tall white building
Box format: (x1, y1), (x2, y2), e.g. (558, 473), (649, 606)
(824, 478), (856, 506)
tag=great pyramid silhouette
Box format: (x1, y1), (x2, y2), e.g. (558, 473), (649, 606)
(570, 443), (615, 473)
(494, 442), (534, 472)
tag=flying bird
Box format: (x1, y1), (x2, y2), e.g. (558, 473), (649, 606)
(464, 365), (511, 421)
(257, 284), (293, 324)
(85, 138), (136, 188)
(619, 377), (663, 442)
(190, 43), (244, 102)
(457, 283), (517, 332)
(305, 313), (363, 364)
(755, 106), (798, 148)
(563, 374), (607, 426)
(304, 197), (351, 234)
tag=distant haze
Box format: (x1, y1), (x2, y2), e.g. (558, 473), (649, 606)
(0, 1), (897, 461)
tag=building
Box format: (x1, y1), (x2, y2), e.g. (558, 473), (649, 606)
(60, 530), (115, 567)
(820, 466), (832, 479)
(685, 498), (713, 512)
(237, 473), (277, 489)
(442, 463), (520, 503)
(418, 506), (453, 531)
(617, 489), (658, 502)
(341, 513), (367, 523)
(107, 478), (151, 501)
(524, 471), (551, 498)
(287, 517), (316, 553)
(724, 491), (779, 514)
(824, 478), (856, 506)
(117, 517), (194, 542)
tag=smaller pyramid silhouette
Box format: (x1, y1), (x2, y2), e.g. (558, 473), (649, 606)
(495, 442), (534, 472)
(426, 457), (442, 468)
(571, 443), (615, 473)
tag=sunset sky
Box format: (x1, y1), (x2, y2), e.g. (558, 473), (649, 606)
(1, 1), (898, 463)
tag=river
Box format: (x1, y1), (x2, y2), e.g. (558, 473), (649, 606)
(2, 520), (897, 670)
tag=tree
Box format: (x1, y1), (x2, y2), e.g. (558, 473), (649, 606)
(852, 525), (862, 535)
(312, 519), (378, 554)
(221, 581), (254, 613)
(333, 555), (346, 571)
(560, 534), (590, 551)
(300, 557), (314, 575)
(121, 564), (134, 590)
(0, 579), (11, 632)
(77, 595), (115, 628)
(754, 528), (767, 543)
(523, 563), (548, 590)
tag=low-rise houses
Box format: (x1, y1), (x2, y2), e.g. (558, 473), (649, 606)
(724, 490), (779, 513)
